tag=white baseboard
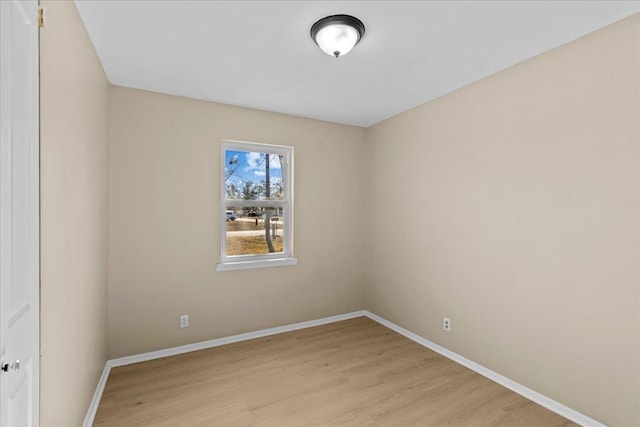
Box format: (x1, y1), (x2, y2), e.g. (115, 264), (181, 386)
(85, 309), (605, 427)
(109, 310), (366, 367)
(82, 361), (111, 427)
(363, 311), (606, 427)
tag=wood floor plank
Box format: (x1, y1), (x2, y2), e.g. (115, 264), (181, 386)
(93, 317), (577, 426)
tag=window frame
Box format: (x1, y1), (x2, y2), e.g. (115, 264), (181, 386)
(216, 140), (296, 272)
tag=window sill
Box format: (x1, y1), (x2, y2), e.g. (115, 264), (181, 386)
(216, 257), (298, 272)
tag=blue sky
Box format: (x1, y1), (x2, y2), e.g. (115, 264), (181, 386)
(225, 150), (282, 186)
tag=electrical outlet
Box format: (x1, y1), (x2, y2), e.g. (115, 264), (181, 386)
(443, 317), (451, 332)
(180, 314), (189, 328)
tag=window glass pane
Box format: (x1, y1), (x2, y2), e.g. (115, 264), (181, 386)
(225, 150), (284, 201)
(225, 206), (285, 256)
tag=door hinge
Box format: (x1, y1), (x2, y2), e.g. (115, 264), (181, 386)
(38, 6), (46, 28)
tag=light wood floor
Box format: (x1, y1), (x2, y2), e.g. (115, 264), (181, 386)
(93, 317), (577, 426)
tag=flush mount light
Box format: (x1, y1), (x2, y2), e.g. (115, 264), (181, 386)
(310, 14), (365, 58)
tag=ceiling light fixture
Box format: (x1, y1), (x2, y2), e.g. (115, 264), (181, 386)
(310, 14), (365, 58)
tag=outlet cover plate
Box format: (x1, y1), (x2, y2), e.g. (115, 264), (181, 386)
(180, 314), (189, 328)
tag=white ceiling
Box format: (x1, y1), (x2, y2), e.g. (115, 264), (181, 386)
(74, 1), (640, 128)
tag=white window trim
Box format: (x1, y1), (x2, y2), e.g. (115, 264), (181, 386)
(216, 140), (297, 272)
(216, 257), (298, 272)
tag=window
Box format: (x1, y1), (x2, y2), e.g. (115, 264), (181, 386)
(216, 140), (296, 271)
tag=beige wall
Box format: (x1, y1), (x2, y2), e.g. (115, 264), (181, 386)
(108, 86), (366, 358)
(40, 1), (110, 426)
(364, 14), (640, 427)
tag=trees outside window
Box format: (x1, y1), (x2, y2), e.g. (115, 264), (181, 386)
(217, 141), (295, 271)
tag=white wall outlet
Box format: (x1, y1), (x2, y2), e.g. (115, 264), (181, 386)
(180, 314), (189, 328)
(443, 317), (451, 332)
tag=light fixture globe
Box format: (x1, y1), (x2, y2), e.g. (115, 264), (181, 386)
(311, 14), (365, 58)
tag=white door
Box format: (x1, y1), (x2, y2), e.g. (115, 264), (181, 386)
(0, 0), (40, 426)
